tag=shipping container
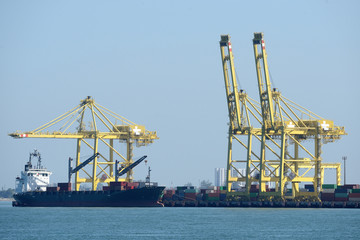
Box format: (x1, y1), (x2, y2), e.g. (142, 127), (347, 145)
(334, 197), (348, 202)
(250, 192), (258, 198)
(321, 193), (335, 201)
(220, 194), (227, 201)
(335, 193), (348, 198)
(46, 186), (59, 192)
(348, 197), (360, 202)
(110, 181), (128, 187)
(322, 184), (337, 189)
(110, 186), (126, 191)
(127, 182), (139, 188)
(322, 189), (336, 193)
(207, 197), (220, 201)
(341, 184), (359, 189)
(184, 189), (197, 193)
(184, 193), (197, 201)
(348, 193), (360, 198)
(335, 188), (349, 193)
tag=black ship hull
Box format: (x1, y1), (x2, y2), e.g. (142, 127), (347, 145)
(13, 186), (165, 207)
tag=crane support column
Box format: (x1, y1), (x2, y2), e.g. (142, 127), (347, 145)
(75, 138), (81, 191)
(92, 137), (99, 191)
(126, 139), (134, 182)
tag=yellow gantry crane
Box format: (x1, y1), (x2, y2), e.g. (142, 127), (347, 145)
(220, 33), (346, 200)
(9, 96), (158, 191)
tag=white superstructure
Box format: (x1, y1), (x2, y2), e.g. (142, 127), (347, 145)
(15, 150), (52, 193)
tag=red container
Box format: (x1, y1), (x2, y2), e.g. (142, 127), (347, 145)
(165, 189), (175, 195)
(349, 193), (360, 198)
(128, 182), (139, 188)
(184, 193), (197, 201)
(207, 192), (220, 198)
(321, 193), (335, 201)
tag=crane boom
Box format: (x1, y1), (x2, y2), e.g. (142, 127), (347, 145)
(70, 153), (100, 174)
(220, 35), (243, 131)
(253, 32), (275, 129)
(115, 155), (147, 181)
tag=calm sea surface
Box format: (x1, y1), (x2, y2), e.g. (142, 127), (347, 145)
(0, 201), (359, 239)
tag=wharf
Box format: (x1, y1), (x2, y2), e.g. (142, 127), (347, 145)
(163, 200), (360, 208)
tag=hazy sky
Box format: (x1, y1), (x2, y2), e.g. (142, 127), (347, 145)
(1, 0), (359, 189)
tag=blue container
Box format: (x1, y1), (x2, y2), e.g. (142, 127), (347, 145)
(335, 188), (348, 193)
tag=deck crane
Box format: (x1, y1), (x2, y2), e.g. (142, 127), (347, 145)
(9, 96), (158, 191)
(115, 155), (147, 181)
(252, 32), (346, 199)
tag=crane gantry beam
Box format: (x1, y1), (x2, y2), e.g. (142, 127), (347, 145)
(9, 96), (158, 191)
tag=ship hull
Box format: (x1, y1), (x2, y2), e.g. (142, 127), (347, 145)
(13, 186), (165, 207)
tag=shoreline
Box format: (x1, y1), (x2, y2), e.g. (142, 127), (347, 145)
(0, 198), (14, 201)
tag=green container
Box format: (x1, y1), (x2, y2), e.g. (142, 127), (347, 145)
(250, 193), (258, 197)
(184, 189), (197, 193)
(207, 197), (220, 201)
(335, 193), (348, 198)
(352, 189), (360, 193)
(322, 184), (337, 189)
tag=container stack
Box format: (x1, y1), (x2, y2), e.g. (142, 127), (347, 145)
(174, 186), (195, 201)
(334, 187), (349, 202)
(184, 188), (197, 201)
(349, 187), (360, 202)
(250, 185), (259, 201)
(109, 181), (127, 191)
(337, 184), (360, 202)
(321, 184), (336, 201)
(163, 189), (175, 201)
(127, 182), (139, 190)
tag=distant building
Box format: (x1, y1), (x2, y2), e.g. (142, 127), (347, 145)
(214, 168), (225, 187)
(232, 168), (246, 189)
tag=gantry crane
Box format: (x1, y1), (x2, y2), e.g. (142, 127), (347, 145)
(220, 35), (264, 195)
(220, 33), (346, 200)
(9, 96), (158, 191)
(252, 32), (346, 199)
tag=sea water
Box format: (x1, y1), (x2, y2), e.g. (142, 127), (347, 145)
(0, 201), (359, 239)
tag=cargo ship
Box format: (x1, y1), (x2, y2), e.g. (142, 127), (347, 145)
(12, 150), (165, 207)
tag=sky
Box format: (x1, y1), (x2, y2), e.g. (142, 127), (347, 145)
(0, 0), (359, 189)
